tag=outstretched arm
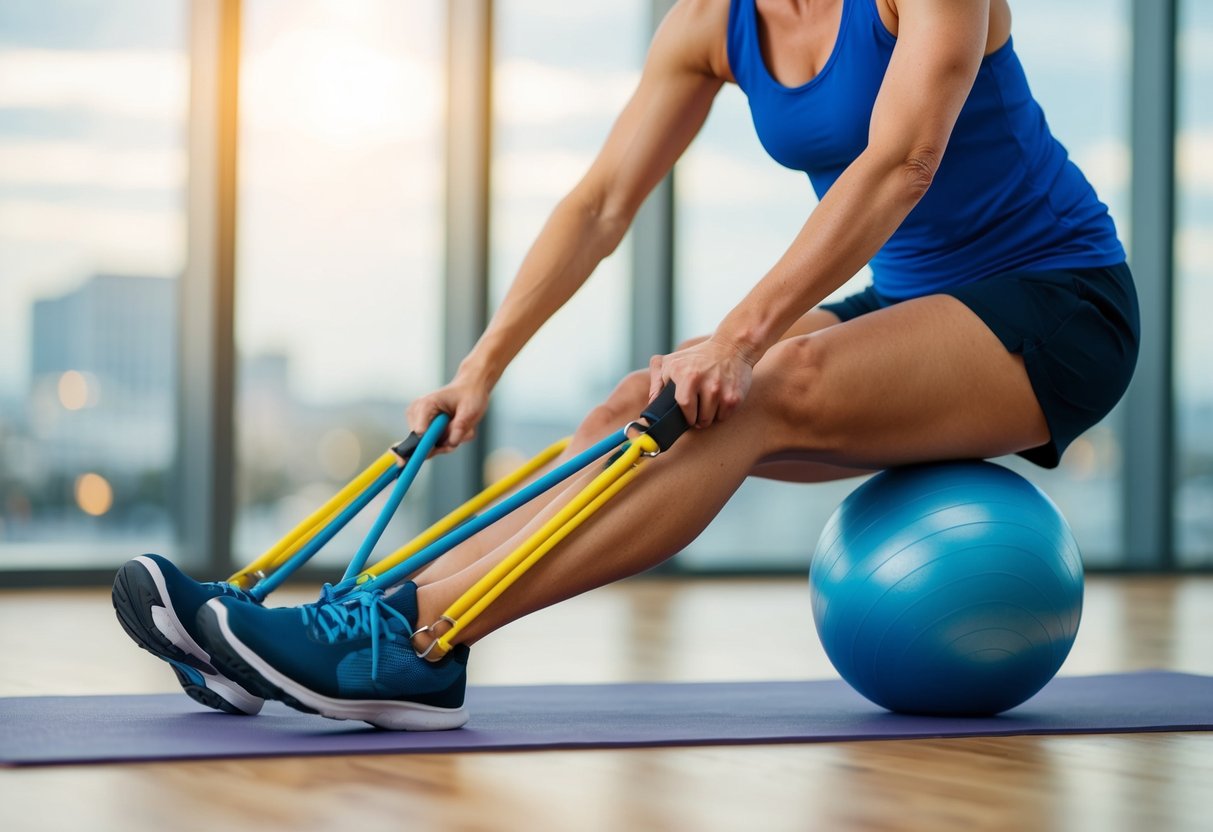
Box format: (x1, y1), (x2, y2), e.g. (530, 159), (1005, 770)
(652, 0), (991, 427)
(408, 0), (729, 447)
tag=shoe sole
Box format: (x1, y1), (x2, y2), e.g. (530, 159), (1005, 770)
(199, 599), (469, 731)
(112, 556), (264, 716)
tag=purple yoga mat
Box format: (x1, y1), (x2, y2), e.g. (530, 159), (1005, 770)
(2, 671), (1210, 766)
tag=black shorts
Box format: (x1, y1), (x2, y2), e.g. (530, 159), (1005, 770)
(820, 263), (1140, 469)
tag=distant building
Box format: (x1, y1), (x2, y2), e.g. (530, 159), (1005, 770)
(27, 274), (176, 473)
(30, 274), (175, 400)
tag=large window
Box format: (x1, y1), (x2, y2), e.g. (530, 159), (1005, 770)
(1176, 0), (1213, 566)
(0, 0), (188, 568)
(672, 0), (1131, 569)
(233, 1), (445, 566)
(991, 0), (1131, 566)
(1, 1), (1203, 580)
(487, 0), (645, 471)
(673, 83), (868, 570)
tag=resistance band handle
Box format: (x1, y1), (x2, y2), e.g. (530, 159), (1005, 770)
(391, 433), (423, 461)
(640, 381), (690, 452)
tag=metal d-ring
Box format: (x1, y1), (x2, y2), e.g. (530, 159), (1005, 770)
(622, 420), (662, 457)
(623, 420), (646, 439)
(411, 615), (456, 659)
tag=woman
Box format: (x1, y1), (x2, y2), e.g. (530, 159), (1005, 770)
(195, 0), (1138, 727)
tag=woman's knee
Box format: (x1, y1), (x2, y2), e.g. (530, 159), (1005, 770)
(751, 336), (841, 452)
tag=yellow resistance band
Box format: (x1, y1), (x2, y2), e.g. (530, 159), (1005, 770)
(361, 437), (570, 581)
(226, 450), (399, 589)
(429, 433), (658, 657)
(228, 438), (571, 591)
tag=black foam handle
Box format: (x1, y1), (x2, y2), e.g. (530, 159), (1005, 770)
(639, 381), (690, 452)
(390, 433), (422, 460)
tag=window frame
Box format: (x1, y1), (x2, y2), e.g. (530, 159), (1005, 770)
(5, 0), (1203, 586)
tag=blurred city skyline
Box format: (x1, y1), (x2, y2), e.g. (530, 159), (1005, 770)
(10, 0), (1213, 402)
(1, 0), (1209, 567)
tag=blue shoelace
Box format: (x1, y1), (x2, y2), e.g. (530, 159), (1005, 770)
(300, 588), (414, 680)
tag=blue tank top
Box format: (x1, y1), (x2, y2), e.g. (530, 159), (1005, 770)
(726, 0), (1126, 299)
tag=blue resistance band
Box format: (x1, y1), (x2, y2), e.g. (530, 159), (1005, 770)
(358, 428), (628, 594)
(339, 413), (450, 583)
(248, 463), (402, 602)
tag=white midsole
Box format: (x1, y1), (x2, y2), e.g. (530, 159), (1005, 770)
(134, 556), (214, 665)
(173, 661), (265, 715)
(133, 555), (263, 713)
(206, 598), (469, 731)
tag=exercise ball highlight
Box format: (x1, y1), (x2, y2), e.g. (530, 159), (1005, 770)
(810, 461), (1083, 716)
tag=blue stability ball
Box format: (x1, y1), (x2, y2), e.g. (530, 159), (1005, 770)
(810, 461), (1083, 716)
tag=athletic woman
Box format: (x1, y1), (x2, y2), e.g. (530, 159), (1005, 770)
(188, 0), (1139, 727)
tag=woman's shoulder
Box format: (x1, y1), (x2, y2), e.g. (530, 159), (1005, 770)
(658, 0), (735, 83)
(879, 0), (1012, 56)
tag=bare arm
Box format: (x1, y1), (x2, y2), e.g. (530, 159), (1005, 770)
(716, 0), (989, 357)
(654, 0), (991, 425)
(409, 0), (728, 445)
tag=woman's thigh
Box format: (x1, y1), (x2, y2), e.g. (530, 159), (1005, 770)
(680, 308), (863, 484)
(748, 303), (872, 482)
(750, 293), (1049, 470)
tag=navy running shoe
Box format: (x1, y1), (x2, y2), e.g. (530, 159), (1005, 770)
(196, 582), (470, 730)
(112, 554), (265, 715)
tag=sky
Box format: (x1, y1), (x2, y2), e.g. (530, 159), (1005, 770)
(0, 0), (1210, 415)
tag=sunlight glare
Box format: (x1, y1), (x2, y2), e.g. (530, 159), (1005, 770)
(242, 26), (439, 147)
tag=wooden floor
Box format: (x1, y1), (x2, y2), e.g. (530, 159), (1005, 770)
(1, 576), (1211, 832)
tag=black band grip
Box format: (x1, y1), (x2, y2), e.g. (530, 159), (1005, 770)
(390, 433), (423, 461)
(639, 381), (690, 452)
